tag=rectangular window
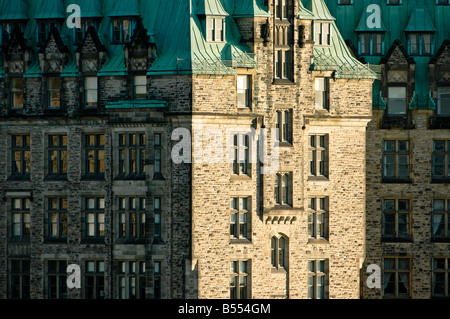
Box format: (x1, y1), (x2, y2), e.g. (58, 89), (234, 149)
(207, 17), (225, 42)
(432, 140), (450, 181)
(11, 198), (31, 239)
(271, 236), (288, 269)
(47, 77), (61, 109)
(118, 133), (146, 178)
(85, 77), (98, 108)
(432, 258), (450, 297)
(387, 0), (402, 4)
(359, 33), (384, 56)
(47, 197), (67, 240)
(85, 197), (105, 239)
(275, 172), (293, 206)
(432, 199), (450, 240)
(1, 23), (23, 46)
(74, 20), (98, 44)
(314, 22), (331, 46)
(133, 75), (147, 100)
(118, 261), (146, 299)
(230, 260), (250, 299)
(338, 0), (353, 4)
(233, 134), (251, 176)
(11, 135), (30, 178)
(387, 87), (407, 116)
(47, 260), (67, 299)
(10, 259), (30, 299)
(84, 134), (105, 177)
(48, 135), (67, 177)
(11, 78), (24, 109)
(276, 109), (293, 144)
(383, 257), (411, 298)
(309, 135), (329, 178)
(237, 75), (251, 108)
(315, 78), (329, 110)
(154, 261), (162, 299)
(308, 197), (329, 240)
(85, 260), (105, 299)
(275, 50), (291, 80)
(154, 197), (161, 238)
(383, 140), (410, 181)
(112, 19), (132, 43)
(230, 197), (250, 240)
(117, 197), (146, 239)
(382, 199), (411, 240)
(437, 87), (450, 117)
(154, 133), (162, 177)
(308, 260), (329, 299)
(408, 33), (434, 56)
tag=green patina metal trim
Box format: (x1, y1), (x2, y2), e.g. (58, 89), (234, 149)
(108, 0), (140, 17)
(98, 53), (128, 76)
(409, 91), (436, 110)
(230, 0), (270, 18)
(106, 100), (168, 109)
(74, 0), (103, 18)
(355, 7), (387, 32)
(196, 0), (229, 16)
(0, 0), (28, 20)
(304, 0), (335, 21)
(405, 7), (437, 33)
(23, 62), (42, 78)
(34, 0), (65, 20)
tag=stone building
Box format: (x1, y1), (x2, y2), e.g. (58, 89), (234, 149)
(0, 0), (377, 299)
(325, 0), (450, 298)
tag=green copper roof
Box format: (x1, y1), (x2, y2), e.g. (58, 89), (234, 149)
(196, 0), (229, 16)
(355, 6), (387, 32)
(297, 1), (315, 20)
(98, 52), (128, 76)
(61, 58), (79, 77)
(108, 0), (140, 17)
(303, 0), (335, 21)
(0, 0), (28, 20)
(405, 7), (436, 33)
(23, 61), (42, 78)
(231, 0), (270, 18)
(73, 0), (102, 18)
(34, 0), (65, 19)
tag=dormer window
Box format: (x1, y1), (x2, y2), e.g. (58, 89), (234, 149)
(1, 22), (24, 46)
(408, 33), (434, 56)
(206, 17), (225, 42)
(111, 18), (135, 44)
(38, 21), (62, 46)
(359, 32), (384, 56)
(314, 22), (332, 46)
(74, 20), (99, 45)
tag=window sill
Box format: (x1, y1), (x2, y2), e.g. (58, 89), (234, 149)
(81, 174), (105, 181)
(272, 79), (295, 85)
(115, 238), (146, 245)
(308, 176), (329, 182)
(278, 141), (293, 148)
(431, 179), (450, 184)
(381, 178), (412, 184)
(431, 238), (450, 243)
(231, 174), (252, 181)
(44, 175), (68, 181)
(152, 237), (165, 245)
(230, 238), (252, 245)
(9, 237), (30, 243)
(7, 175), (30, 181)
(114, 175), (146, 181)
(153, 173), (165, 181)
(381, 237), (413, 243)
(44, 238), (67, 244)
(307, 238), (330, 244)
(271, 267), (287, 274)
(80, 238), (105, 244)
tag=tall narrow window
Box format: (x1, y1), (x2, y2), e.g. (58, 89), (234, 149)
(383, 257), (411, 298)
(387, 87), (407, 116)
(85, 77), (98, 108)
(271, 236), (288, 270)
(432, 199), (450, 240)
(118, 133), (146, 178)
(237, 75), (251, 108)
(84, 134), (105, 177)
(308, 197), (329, 240)
(154, 197), (161, 238)
(154, 261), (162, 299)
(432, 258), (450, 297)
(233, 134), (250, 176)
(118, 261), (146, 299)
(10, 259), (30, 299)
(117, 197), (146, 239)
(133, 75), (147, 100)
(154, 133), (162, 177)
(308, 260), (329, 299)
(315, 78), (329, 110)
(47, 197), (67, 240)
(85, 197), (105, 239)
(314, 22), (331, 46)
(47, 260), (67, 299)
(432, 140), (450, 181)
(382, 199), (411, 240)
(230, 197), (250, 240)
(206, 17), (225, 42)
(437, 87), (450, 117)
(230, 260), (250, 299)
(309, 135), (329, 178)
(47, 77), (61, 109)
(276, 109), (293, 144)
(11, 78), (24, 109)
(408, 33), (434, 56)
(383, 140), (410, 181)
(11, 135), (31, 178)
(111, 19), (133, 43)
(85, 261), (105, 299)
(48, 135), (67, 177)
(11, 198), (31, 240)
(275, 172), (292, 206)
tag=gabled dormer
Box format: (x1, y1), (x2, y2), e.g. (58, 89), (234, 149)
(0, 0), (28, 47)
(125, 20), (156, 72)
(304, 0), (335, 47)
(108, 0), (140, 44)
(33, 0), (65, 47)
(196, 0), (229, 43)
(38, 26), (69, 74)
(2, 26), (32, 75)
(75, 26), (107, 74)
(72, 0), (103, 45)
(404, 7), (437, 56)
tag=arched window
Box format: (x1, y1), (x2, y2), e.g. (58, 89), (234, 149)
(271, 235), (288, 269)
